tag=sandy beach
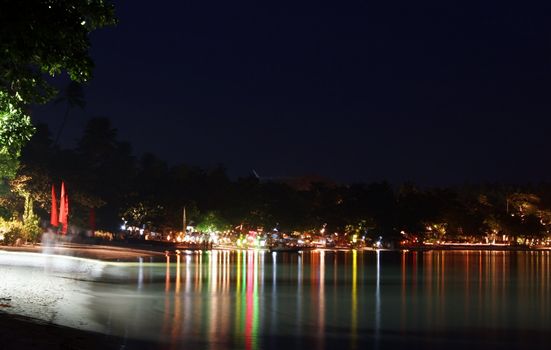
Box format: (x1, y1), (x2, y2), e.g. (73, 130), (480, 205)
(0, 243), (163, 349)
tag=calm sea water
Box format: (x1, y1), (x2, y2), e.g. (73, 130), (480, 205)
(2, 250), (551, 349)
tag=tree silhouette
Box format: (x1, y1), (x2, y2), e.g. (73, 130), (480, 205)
(53, 81), (86, 146)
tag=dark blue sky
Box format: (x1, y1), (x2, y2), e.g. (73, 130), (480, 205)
(34, 0), (551, 185)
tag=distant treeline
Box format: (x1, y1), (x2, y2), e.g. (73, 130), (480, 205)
(5, 118), (551, 243)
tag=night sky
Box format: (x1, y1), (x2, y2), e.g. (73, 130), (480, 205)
(34, 1), (551, 185)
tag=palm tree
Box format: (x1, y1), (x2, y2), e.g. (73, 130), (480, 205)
(53, 81), (86, 147)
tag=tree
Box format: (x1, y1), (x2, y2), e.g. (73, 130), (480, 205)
(0, 96), (34, 182)
(0, 0), (116, 178)
(75, 118), (135, 230)
(53, 81), (86, 146)
(197, 211), (230, 233)
(122, 201), (164, 231)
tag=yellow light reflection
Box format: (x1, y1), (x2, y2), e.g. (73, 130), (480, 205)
(161, 254), (171, 341)
(401, 251), (407, 327)
(175, 253), (181, 294)
(209, 251), (218, 350)
(318, 251), (325, 348)
(171, 253), (181, 345)
(351, 250), (357, 343)
(375, 250), (381, 346)
(165, 254), (171, 292)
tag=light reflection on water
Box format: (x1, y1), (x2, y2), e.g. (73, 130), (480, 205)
(111, 250), (551, 347)
(3, 250), (551, 348)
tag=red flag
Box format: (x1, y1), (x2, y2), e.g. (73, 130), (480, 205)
(50, 185), (58, 227)
(63, 184), (69, 234)
(59, 182), (69, 234)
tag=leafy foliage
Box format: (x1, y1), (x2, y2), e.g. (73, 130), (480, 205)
(0, 0), (116, 104)
(22, 192), (41, 243)
(196, 211), (230, 233)
(0, 92), (35, 180)
(0, 217), (27, 245)
(0, 0), (116, 181)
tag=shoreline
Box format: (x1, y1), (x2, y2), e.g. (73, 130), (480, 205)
(1, 242), (549, 263)
(0, 242), (166, 262)
(396, 244), (551, 252)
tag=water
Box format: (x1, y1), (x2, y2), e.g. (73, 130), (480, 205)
(2, 249), (551, 349)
